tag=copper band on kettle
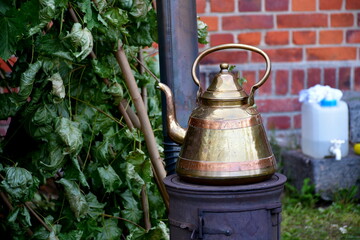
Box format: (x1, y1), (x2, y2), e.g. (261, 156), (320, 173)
(189, 115), (263, 130)
(178, 155), (275, 172)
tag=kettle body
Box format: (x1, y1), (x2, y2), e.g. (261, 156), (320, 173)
(159, 44), (276, 185)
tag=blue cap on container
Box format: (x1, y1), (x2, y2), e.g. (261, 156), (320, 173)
(320, 99), (337, 107)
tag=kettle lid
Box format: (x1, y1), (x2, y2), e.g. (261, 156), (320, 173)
(201, 63), (248, 103)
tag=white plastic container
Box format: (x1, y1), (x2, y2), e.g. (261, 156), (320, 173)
(301, 100), (349, 159)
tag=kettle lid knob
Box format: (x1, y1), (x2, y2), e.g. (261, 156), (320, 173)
(220, 63), (229, 72)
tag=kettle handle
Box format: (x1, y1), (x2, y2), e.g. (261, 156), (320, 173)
(191, 43), (271, 106)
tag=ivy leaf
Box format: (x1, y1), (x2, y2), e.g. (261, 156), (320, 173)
(0, 11), (25, 59)
(11, 60), (43, 106)
(119, 0), (133, 10)
(0, 167), (39, 203)
(75, 218), (102, 239)
(0, 94), (17, 119)
(0, 1), (10, 14)
(57, 178), (89, 220)
(32, 104), (56, 126)
(92, 113), (114, 136)
(97, 165), (122, 193)
(95, 219), (122, 240)
(125, 128), (143, 142)
(121, 207), (143, 231)
(38, 135), (67, 172)
(103, 8), (129, 27)
(92, 59), (113, 79)
(86, 192), (106, 218)
(28, 0), (56, 36)
(8, 206), (32, 229)
(36, 34), (74, 61)
(128, 21), (154, 46)
(92, 140), (111, 164)
(71, 156), (89, 188)
(120, 189), (138, 210)
(106, 82), (123, 98)
(126, 149), (152, 182)
(147, 183), (166, 220)
(126, 221), (169, 240)
(78, 0), (96, 30)
(93, 0), (108, 13)
(125, 162), (145, 195)
(55, 117), (83, 155)
(58, 230), (83, 240)
(66, 23), (93, 60)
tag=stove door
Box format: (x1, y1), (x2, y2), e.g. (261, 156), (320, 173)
(198, 204), (281, 240)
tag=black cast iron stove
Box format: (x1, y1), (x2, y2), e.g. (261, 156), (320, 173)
(164, 173), (286, 240)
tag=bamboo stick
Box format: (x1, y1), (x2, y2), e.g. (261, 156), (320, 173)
(121, 99), (141, 129)
(114, 44), (169, 209)
(138, 51), (148, 112)
(118, 103), (134, 130)
(141, 185), (151, 231)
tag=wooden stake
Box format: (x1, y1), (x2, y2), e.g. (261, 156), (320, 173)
(114, 44), (169, 209)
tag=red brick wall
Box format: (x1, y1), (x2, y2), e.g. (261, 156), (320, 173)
(0, 58), (16, 137)
(197, 0), (360, 140)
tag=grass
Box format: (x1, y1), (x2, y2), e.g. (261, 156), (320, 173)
(269, 138), (360, 239)
(281, 184), (360, 240)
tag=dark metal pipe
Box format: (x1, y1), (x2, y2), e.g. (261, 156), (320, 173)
(156, 0), (199, 175)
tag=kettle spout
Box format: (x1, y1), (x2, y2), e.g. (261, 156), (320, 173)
(158, 83), (187, 144)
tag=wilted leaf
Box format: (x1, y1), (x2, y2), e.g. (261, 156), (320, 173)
(97, 165), (122, 193)
(55, 117), (83, 154)
(66, 23), (93, 60)
(49, 73), (65, 99)
(197, 18), (208, 44)
(57, 178), (89, 220)
(0, 167), (39, 202)
(129, 0), (147, 18)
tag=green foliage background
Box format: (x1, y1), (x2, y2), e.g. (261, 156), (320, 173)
(0, 0), (185, 239)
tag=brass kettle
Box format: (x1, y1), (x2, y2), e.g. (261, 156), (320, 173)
(159, 44), (276, 185)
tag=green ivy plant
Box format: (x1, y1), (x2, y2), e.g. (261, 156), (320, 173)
(0, 0), (203, 239)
